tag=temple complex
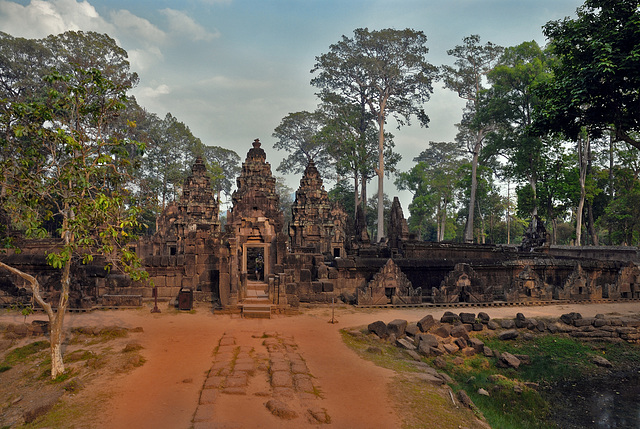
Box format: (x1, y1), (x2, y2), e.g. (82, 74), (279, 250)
(1, 139), (640, 314)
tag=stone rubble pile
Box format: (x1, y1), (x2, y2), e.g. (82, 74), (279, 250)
(368, 310), (640, 370)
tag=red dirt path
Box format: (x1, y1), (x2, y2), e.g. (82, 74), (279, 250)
(3, 302), (639, 428)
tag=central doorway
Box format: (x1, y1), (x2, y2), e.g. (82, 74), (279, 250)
(243, 243), (269, 281)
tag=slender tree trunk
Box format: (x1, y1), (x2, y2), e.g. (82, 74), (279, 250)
(576, 133), (589, 246)
(464, 140), (481, 243)
(477, 199), (486, 244)
(609, 134), (614, 245)
(0, 261), (66, 378)
(353, 174), (359, 219)
(360, 175), (367, 229)
(376, 112), (385, 243)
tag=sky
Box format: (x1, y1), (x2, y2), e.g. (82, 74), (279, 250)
(0, 0), (584, 211)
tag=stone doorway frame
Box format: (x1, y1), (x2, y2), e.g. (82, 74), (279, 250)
(242, 243), (269, 280)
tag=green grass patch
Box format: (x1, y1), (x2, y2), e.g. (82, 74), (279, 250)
(3, 341), (49, 366)
(0, 364), (11, 372)
(340, 329), (420, 373)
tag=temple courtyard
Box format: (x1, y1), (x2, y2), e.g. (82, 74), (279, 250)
(1, 302), (639, 428)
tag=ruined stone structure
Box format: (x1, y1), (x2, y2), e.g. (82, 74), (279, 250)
(2, 139), (640, 312)
(289, 160), (346, 258)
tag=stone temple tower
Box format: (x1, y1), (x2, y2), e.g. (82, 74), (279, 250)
(224, 139), (286, 306)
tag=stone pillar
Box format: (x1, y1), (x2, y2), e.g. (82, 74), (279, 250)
(228, 237), (238, 306)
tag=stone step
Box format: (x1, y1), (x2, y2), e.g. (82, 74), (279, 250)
(241, 303), (272, 319)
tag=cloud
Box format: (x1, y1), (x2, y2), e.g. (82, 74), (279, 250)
(160, 8), (220, 42)
(127, 47), (164, 72)
(199, 75), (269, 90)
(110, 9), (166, 44)
(0, 0), (115, 39)
(136, 84), (171, 99)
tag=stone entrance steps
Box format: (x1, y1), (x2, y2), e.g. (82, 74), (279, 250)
(241, 281), (271, 318)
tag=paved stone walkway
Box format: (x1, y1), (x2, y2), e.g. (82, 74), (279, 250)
(192, 330), (331, 428)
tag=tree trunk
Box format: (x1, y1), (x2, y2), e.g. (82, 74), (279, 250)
(353, 175), (359, 219)
(464, 140), (481, 243)
(360, 175), (367, 230)
(576, 133), (589, 246)
(0, 261), (66, 378)
(376, 113), (385, 243)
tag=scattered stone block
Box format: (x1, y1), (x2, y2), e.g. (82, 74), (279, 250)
(450, 325), (469, 339)
(307, 407), (331, 424)
(499, 329), (519, 340)
(433, 325), (452, 338)
(440, 311), (460, 324)
(487, 320), (500, 330)
(266, 399), (298, 420)
(477, 388), (490, 396)
(459, 312), (476, 324)
(500, 352), (521, 369)
(500, 319), (516, 329)
(416, 333), (439, 348)
(405, 322), (419, 337)
(368, 321), (389, 339)
(478, 312), (490, 323)
(443, 343), (459, 354)
(560, 312), (582, 325)
(387, 319), (408, 338)
(396, 338), (416, 351)
(417, 314), (436, 332)
(468, 337), (484, 353)
(457, 390), (474, 409)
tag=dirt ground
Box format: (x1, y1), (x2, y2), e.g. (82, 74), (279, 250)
(1, 301), (639, 429)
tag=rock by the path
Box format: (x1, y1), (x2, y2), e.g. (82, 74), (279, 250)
(560, 312), (582, 325)
(368, 321), (389, 339)
(307, 407), (331, 424)
(459, 312), (476, 324)
(433, 325), (452, 338)
(487, 320), (500, 330)
(440, 311), (460, 324)
(265, 399), (298, 420)
(396, 337), (416, 351)
(592, 355), (613, 367)
(417, 314), (436, 332)
(416, 333), (439, 349)
(387, 319), (408, 338)
(450, 325), (469, 339)
(500, 352), (521, 369)
(478, 312), (490, 323)
(499, 329), (519, 340)
(500, 319), (516, 329)
(457, 390), (474, 409)
(405, 322), (419, 337)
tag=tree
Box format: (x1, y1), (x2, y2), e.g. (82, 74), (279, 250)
(534, 0), (640, 150)
(483, 41), (554, 218)
(441, 35), (503, 243)
(0, 69), (148, 379)
(319, 96), (399, 220)
(396, 141), (465, 241)
(312, 28), (437, 242)
(272, 110), (335, 179)
(202, 145), (241, 209)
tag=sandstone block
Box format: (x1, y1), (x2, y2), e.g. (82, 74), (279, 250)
(417, 314), (436, 332)
(387, 319), (408, 338)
